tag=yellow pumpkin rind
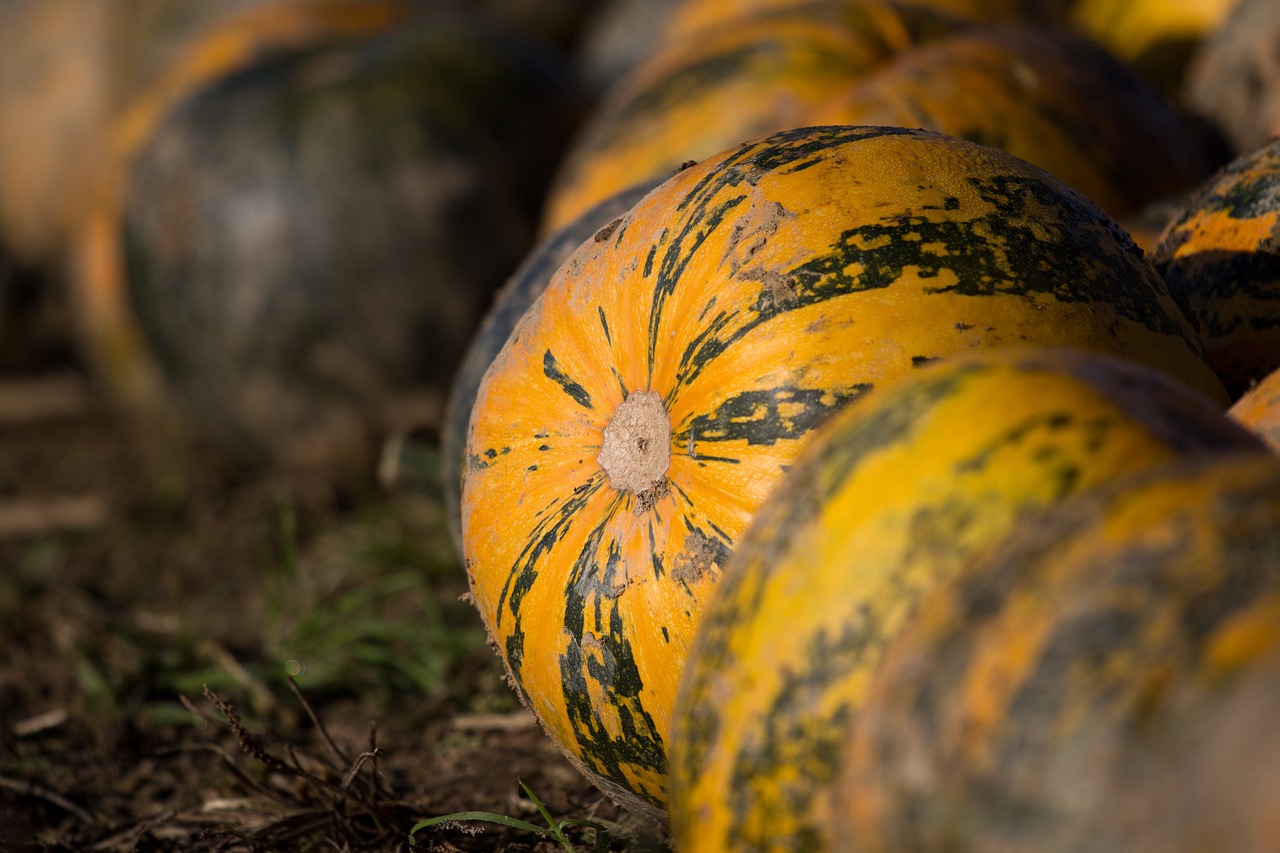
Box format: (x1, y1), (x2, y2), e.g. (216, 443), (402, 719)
(667, 347), (1258, 852)
(837, 451), (1280, 851)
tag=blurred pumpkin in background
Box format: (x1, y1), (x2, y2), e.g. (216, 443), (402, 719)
(539, 0), (968, 235)
(72, 2), (583, 489)
(1068, 0), (1239, 94)
(1183, 0), (1280, 157)
(806, 26), (1217, 219)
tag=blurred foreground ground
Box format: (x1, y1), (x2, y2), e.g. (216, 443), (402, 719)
(0, 275), (650, 853)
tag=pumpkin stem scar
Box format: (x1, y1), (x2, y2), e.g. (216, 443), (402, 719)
(597, 391), (671, 505)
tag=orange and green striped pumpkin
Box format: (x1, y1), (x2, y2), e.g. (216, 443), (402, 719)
(461, 124), (1226, 817)
(836, 450), (1280, 851)
(805, 25), (1213, 218)
(667, 347), (1258, 852)
(539, 0), (965, 234)
(1150, 138), (1280, 401)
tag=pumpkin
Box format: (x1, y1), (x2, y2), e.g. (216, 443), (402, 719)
(1149, 138), (1280, 401)
(73, 0), (421, 408)
(1229, 364), (1280, 453)
(1184, 0), (1280, 157)
(461, 124), (1227, 818)
(75, 13), (580, 485)
(805, 26), (1214, 218)
(1068, 0), (1237, 93)
(442, 178), (662, 558)
(667, 347), (1260, 853)
(538, 0), (967, 234)
(834, 450), (1280, 852)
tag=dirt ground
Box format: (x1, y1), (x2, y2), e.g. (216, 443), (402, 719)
(0, 269), (665, 851)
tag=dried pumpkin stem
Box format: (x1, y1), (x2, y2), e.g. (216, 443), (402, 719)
(597, 391), (671, 497)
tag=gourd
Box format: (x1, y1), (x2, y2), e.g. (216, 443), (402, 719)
(667, 347), (1259, 853)
(1068, 0), (1237, 93)
(805, 26), (1214, 218)
(539, 0), (965, 234)
(74, 11), (579, 485)
(461, 124), (1226, 818)
(1150, 137), (1280, 401)
(836, 451), (1280, 852)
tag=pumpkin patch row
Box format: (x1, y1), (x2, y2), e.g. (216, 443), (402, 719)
(450, 0), (1280, 845)
(457, 122), (1232, 822)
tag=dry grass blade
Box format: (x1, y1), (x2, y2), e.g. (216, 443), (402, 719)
(0, 774), (95, 824)
(194, 683), (420, 850)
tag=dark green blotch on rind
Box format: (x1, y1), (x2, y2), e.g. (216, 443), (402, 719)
(598, 306), (612, 345)
(654, 126), (917, 390)
(723, 621), (883, 853)
(785, 174), (1182, 339)
(648, 194), (747, 377)
(676, 385), (868, 450)
(558, 507), (666, 806)
(495, 477), (605, 686)
(664, 140), (1188, 395)
(543, 349), (593, 409)
(1195, 168), (1280, 223)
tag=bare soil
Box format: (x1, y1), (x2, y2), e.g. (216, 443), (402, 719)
(0, 270), (663, 852)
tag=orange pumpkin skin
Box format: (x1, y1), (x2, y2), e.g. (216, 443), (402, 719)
(836, 451), (1280, 852)
(1229, 364), (1280, 453)
(442, 178), (662, 558)
(1150, 139), (1280, 401)
(539, 1), (965, 234)
(0, 0), (115, 265)
(462, 124), (1226, 818)
(806, 27), (1212, 219)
